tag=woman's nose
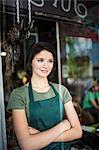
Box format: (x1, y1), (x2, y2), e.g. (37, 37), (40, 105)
(43, 61), (48, 68)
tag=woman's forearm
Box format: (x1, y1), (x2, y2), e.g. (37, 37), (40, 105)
(28, 126), (40, 135)
(17, 120), (71, 150)
(55, 100), (83, 142)
(54, 126), (82, 142)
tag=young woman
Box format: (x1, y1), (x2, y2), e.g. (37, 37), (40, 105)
(7, 42), (82, 150)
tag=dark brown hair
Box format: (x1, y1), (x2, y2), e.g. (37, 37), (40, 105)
(27, 42), (56, 77)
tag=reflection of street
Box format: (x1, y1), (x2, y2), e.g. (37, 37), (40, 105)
(67, 78), (99, 149)
(67, 78), (93, 101)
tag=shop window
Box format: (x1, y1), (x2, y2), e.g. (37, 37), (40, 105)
(61, 36), (99, 103)
(26, 33), (38, 54)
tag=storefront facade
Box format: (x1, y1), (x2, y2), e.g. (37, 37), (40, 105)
(0, 0), (99, 149)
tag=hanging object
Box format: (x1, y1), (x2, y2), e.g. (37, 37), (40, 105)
(28, 0), (31, 24)
(16, 0), (20, 23)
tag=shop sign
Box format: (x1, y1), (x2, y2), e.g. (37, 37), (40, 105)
(18, 0), (87, 23)
(2, 0), (88, 23)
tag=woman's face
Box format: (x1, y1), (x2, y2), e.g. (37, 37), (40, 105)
(31, 50), (54, 78)
(94, 85), (99, 92)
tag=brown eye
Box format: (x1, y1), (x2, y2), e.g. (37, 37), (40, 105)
(38, 59), (44, 62)
(49, 59), (54, 63)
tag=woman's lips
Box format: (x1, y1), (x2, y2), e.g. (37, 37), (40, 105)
(40, 70), (49, 73)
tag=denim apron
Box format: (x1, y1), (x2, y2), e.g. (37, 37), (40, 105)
(28, 82), (71, 150)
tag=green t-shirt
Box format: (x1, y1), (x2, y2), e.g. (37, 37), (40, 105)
(95, 92), (99, 99)
(7, 82), (72, 120)
(83, 91), (95, 109)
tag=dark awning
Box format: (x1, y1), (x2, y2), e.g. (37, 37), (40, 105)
(0, 0), (99, 24)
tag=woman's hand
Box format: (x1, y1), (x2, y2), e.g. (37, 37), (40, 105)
(28, 126), (40, 135)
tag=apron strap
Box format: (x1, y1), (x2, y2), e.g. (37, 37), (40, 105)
(28, 82), (34, 102)
(28, 82), (59, 102)
(49, 82), (59, 97)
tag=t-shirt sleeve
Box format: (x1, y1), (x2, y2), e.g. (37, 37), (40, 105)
(89, 92), (95, 102)
(53, 83), (72, 104)
(95, 92), (99, 99)
(61, 85), (72, 103)
(7, 87), (26, 111)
